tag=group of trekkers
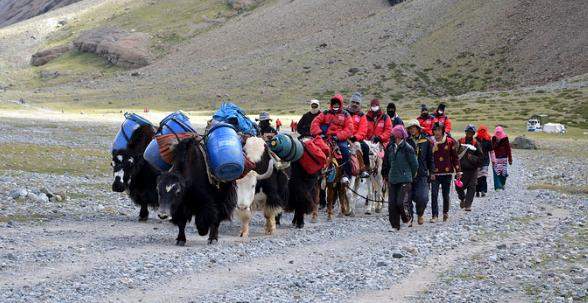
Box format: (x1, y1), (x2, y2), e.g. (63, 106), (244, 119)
(257, 92), (513, 230)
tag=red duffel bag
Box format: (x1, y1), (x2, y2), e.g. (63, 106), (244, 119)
(299, 137), (329, 175)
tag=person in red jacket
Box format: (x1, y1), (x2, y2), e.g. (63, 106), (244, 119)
(311, 94), (355, 184)
(432, 103), (452, 135)
(275, 118), (282, 132)
(417, 104), (434, 136)
(347, 92), (369, 178)
(366, 99), (393, 146)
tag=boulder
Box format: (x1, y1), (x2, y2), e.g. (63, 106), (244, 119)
(30, 45), (71, 66)
(511, 136), (537, 150)
(73, 28), (151, 68)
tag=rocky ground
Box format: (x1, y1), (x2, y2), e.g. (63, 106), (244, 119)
(0, 118), (586, 303)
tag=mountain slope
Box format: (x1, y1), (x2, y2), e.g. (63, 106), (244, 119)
(0, 0), (82, 28)
(0, 0), (586, 118)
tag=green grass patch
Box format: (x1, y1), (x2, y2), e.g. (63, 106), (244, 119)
(527, 183), (588, 195)
(0, 143), (109, 176)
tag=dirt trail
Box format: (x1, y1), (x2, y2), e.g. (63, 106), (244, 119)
(351, 206), (570, 303)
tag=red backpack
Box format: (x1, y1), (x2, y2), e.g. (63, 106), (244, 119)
(299, 137), (330, 174)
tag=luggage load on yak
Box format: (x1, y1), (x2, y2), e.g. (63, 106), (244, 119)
(144, 111), (196, 171)
(206, 123), (245, 181)
(212, 102), (258, 136)
(112, 112), (154, 152)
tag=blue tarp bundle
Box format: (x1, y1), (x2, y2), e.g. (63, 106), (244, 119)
(212, 103), (258, 136)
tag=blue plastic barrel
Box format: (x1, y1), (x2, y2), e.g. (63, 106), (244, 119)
(143, 111), (195, 171)
(159, 111), (195, 135)
(112, 113), (153, 152)
(206, 123), (244, 181)
(144, 139), (171, 171)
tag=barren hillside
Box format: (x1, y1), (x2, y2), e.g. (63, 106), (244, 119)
(0, 0), (82, 28)
(0, 0), (586, 119)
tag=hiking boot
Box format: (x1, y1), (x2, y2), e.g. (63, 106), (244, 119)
(481, 192), (486, 197)
(465, 207), (472, 212)
(360, 171), (370, 178)
(430, 216), (437, 223)
(443, 213), (449, 222)
(459, 199), (465, 209)
(475, 192), (480, 197)
(341, 176), (350, 184)
(417, 216), (424, 225)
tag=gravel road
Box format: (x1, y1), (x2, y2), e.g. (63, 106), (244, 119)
(0, 119), (586, 303)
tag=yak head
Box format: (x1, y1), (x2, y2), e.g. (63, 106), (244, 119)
(156, 172), (185, 218)
(111, 150), (139, 192)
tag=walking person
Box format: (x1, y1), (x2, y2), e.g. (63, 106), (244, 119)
(456, 124), (483, 211)
(275, 118), (282, 132)
(430, 122), (461, 222)
(382, 125), (418, 230)
(406, 119), (434, 225)
(491, 126), (512, 190)
(297, 99), (321, 137)
(475, 125), (493, 197)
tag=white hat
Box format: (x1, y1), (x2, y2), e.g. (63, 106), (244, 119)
(310, 99), (320, 105)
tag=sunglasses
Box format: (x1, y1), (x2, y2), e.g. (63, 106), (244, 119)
(351, 101), (360, 105)
(311, 104), (319, 108)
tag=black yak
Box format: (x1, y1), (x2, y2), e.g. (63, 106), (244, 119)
(111, 124), (159, 221)
(157, 137), (236, 245)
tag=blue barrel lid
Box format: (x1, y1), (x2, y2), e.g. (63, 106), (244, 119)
(159, 111), (195, 134)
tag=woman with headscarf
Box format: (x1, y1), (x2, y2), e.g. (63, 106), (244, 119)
(490, 126), (512, 190)
(381, 125), (418, 230)
(475, 125), (493, 196)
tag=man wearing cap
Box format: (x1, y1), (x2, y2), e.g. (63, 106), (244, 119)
(311, 94), (355, 184)
(386, 102), (404, 127)
(417, 104), (435, 136)
(297, 99), (321, 138)
(432, 103), (452, 135)
(346, 92), (369, 178)
(457, 124), (483, 211)
(430, 122), (461, 222)
(256, 112), (277, 140)
(406, 119), (434, 225)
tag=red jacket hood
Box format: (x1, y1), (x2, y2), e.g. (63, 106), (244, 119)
(330, 94), (344, 111)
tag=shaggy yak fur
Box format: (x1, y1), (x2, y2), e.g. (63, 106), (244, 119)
(157, 137), (236, 245)
(111, 124), (159, 221)
(286, 160), (320, 228)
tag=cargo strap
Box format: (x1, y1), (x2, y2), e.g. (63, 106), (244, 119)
(198, 141), (221, 188)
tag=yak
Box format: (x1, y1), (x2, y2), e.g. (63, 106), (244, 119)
(157, 137), (236, 245)
(111, 124), (159, 221)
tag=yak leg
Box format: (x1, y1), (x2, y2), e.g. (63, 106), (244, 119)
(208, 221), (220, 244)
(326, 185), (336, 221)
(275, 213), (282, 226)
(138, 203), (149, 222)
(264, 207), (280, 235)
(237, 207), (251, 238)
(311, 183), (320, 223)
(176, 221), (187, 246)
(293, 209), (305, 229)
